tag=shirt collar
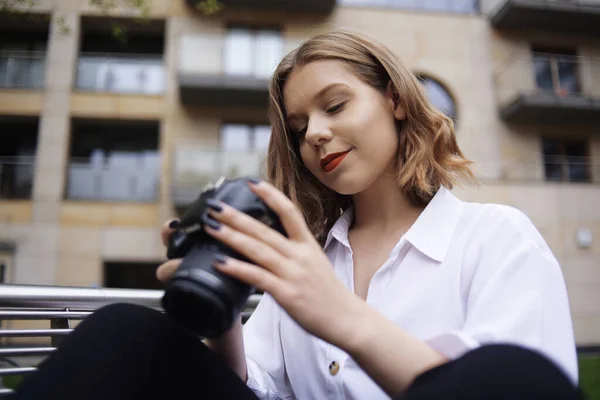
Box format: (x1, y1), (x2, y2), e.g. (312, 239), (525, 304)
(322, 186), (463, 263)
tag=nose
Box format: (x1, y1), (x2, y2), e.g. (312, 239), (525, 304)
(304, 116), (333, 148)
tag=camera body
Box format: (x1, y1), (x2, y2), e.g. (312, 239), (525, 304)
(162, 177), (285, 338)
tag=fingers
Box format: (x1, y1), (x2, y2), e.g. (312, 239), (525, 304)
(247, 181), (313, 242)
(156, 259), (182, 283)
(204, 223), (288, 278)
(207, 201), (291, 257)
(161, 219), (180, 247)
(213, 256), (281, 295)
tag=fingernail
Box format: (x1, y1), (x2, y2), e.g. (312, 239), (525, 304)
(206, 198), (223, 213)
(203, 215), (222, 231)
(169, 220), (180, 229)
(248, 178), (261, 185)
(214, 254), (228, 264)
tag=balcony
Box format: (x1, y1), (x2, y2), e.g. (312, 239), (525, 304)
(494, 52), (600, 123)
(186, 0), (335, 13)
(67, 156), (160, 202)
(76, 53), (165, 95)
(0, 52), (45, 89)
(487, 0), (600, 35)
(0, 158), (35, 200)
(178, 31), (292, 108)
(171, 149), (266, 206)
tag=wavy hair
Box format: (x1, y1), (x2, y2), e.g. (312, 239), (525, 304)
(266, 28), (475, 244)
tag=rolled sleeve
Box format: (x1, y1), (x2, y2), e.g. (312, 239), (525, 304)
(243, 293), (294, 400)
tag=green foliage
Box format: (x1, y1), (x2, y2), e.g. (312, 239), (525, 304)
(2, 374), (25, 390)
(579, 354), (600, 400)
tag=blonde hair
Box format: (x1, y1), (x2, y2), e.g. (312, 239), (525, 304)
(266, 28), (475, 244)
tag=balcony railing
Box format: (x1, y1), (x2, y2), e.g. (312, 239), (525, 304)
(178, 32), (299, 106)
(0, 284), (261, 396)
(171, 149), (267, 206)
(0, 158), (35, 200)
(67, 159), (160, 202)
(494, 52), (600, 122)
(76, 53), (165, 95)
(339, 0), (479, 14)
(0, 51), (45, 89)
(482, 154), (600, 184)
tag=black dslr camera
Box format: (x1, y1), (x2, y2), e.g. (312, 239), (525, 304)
(162, 177), (286, 338)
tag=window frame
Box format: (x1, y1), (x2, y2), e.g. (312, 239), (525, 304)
(542, 137), (591, 183)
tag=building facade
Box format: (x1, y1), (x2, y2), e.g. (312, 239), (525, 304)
(0, 0), (599, 348)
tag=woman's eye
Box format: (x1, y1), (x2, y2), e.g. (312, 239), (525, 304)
(326, 102), (346, 114)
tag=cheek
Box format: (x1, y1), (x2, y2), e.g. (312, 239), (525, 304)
(299, 144), (319, 175)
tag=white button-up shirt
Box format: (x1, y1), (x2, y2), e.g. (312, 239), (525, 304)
(243, 186), (578, 400)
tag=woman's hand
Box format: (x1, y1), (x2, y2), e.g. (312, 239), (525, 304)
(156, 220), (183, 283)
(202, 180), (368, 349)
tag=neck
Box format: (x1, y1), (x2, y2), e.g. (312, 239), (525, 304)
(350, 166), (424, 233)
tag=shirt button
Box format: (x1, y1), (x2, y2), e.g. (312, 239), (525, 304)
(329, 361), (340, 376)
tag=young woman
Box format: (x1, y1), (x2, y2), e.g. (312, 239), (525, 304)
(12, 29), (582, 400)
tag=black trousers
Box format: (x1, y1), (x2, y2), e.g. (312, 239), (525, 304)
(10, 303), (584, 400)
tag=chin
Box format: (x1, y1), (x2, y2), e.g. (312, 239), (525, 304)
(322, 173), (368, 196)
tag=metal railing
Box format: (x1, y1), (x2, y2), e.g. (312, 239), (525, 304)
(494, 51), (600, 107)
(66, 159), (160, 202)
(76, 53), (165, 95)
(0, 284), (261, 395)
(0, 52), (45, 89)
(0, 158), (35, 200)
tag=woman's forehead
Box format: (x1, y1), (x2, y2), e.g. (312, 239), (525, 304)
(283, 60), (358, 113)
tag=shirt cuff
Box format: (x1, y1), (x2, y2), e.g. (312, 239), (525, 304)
(425, 330), (480, 360)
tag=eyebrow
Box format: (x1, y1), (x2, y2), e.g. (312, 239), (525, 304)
(286, 82), (350, 121)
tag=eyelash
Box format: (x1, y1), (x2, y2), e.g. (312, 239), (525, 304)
(293, 101), (347, 139)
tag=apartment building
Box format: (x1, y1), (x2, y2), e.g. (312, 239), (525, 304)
(0, 0), (598, 350)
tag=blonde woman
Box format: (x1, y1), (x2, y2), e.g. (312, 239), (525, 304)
(13, 29), (582, 400)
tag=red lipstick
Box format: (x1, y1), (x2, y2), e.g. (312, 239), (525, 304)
(320, 150), (351, 173)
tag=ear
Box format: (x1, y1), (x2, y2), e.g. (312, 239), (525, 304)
(386, 81), (406, 121)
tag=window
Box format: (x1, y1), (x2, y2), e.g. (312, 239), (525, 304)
(219, 124), (271, 179)
(104, 261), (163, 290)
(0, 117), (37, 199)
(338, 0), (479, 14)
(76, 18), (165, 94)
(533, 48), (580, 96)
(542, 138), (589, 182)
(417, 76), (457, 120)
(67, 119), (160, 201)
(0, 34), (47, 88)
(221, 124), (271, 152)
(224, 27), (283, 79)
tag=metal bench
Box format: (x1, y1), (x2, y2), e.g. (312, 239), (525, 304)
(0, 284), (261, 396)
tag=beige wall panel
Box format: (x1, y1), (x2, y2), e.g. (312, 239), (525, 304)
(70, 93), (165, 120)
(573, 316), (600, 345)
(102, 227), (164, 261)
(60, 203), (160, 227)
(55, 254), (101, 287)
(0, 91), (43, 115)
(0, 202), (33, 224)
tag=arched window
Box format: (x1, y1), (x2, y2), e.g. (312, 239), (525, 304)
(417, 75), (457, 121)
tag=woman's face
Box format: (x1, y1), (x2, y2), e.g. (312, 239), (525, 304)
(283, 60), (406, 195)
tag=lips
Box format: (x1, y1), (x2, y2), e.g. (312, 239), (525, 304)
(320, 149), (351, 173)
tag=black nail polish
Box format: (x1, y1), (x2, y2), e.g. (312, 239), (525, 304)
(248, 178), (260, 185)
(206, 199), (223, 213)
(169, 220), (180, 229)
(203, 215), (222, 230)
(214, 254), (227, 264)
